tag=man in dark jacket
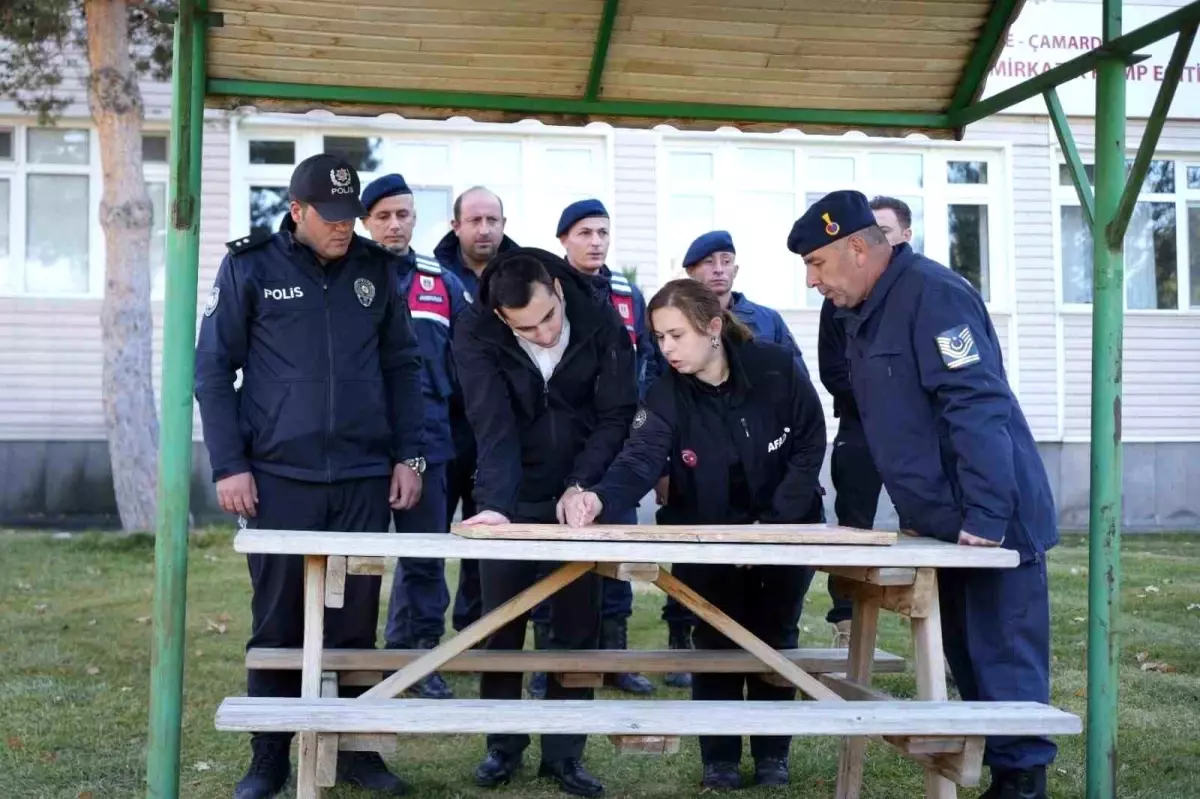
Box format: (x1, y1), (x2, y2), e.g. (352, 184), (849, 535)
(362, 173), (471, 701)
(454, 247), (637, 798)
(432, 186), (519, 634)
(791, 190), (1059, 799)
(195, 154), (425, 798)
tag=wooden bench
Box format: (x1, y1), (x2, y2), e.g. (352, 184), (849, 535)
(219, 528), (1081, 799)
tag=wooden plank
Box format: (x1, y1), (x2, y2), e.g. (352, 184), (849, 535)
(234, 529), (1020, 569)
(592, 562), (660, 582)
(217, 0), (601, 29)
(216, 697), (1085, 737)
(207, 64), (582, 98)
(339, 734), (397, 754)
(298, 556), (326, 799)
(316, 673), (338, 788)
(620, 4), (986, 32)
(835, 593), (880, 799)
(247, 646), (907, 675)
(216, 10), (602, 42)
(886, 737), (966, 755)
(618, 29), (975, 60)
(821, 566), (917, 586)
(819, 673), (891, 703)
(627, 14), (976, 45)
(609, 58), (959, 87)
(609, 735), (681, 755)
(556, 673), (605, 688)
(654, 569), (842, 702)
(211, 25), (592, 58)
(325, 556), (346, 609)
(212, 52), (587, 85)
(360, 561), (594, 699)
(910, 569), (956, 799)
(453, 522), (895, 546)
(346, 556), (386, 576)
(851, 568), (936, 618)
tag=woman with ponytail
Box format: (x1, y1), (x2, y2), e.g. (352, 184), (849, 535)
(562, 278), (828, 790)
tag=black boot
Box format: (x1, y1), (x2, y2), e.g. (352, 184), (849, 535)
(528, 621), (551, 699)
(701, 761), (741, 790)
(475, 748), (523, 787)
(601, 617), (654, 695)
(336, 751), (410, 795)
(753, 756), (789, 786)
(234, 734), (290, 799)
(538, 758), (604, 797)
(407, 637), (453, 699)
(981, 765), (1048, 799)
(665, 622), (693, 689)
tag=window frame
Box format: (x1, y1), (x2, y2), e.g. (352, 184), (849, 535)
(654, 131), (1013, 312)
(232, 117), (615, 258)
(0, 119), (172, 300)
(1053, 150), (1199, 315)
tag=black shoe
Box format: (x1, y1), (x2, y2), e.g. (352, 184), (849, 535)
(234, 736), (290, 799)
(404, 637), (454, 699)
(665, 622), (693, 689)
(753, 757), (789, 786)
(475, 749), (523, 788)
(336, 751), (409, 796)
(701, 761), (742, 790)
(528, 671), (548, 699)
(538, 758), (604, 797)
(981, 766), (1048, 799)
(609, 671), (656, 695)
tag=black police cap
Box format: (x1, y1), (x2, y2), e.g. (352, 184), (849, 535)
(288, 153), (367, 223)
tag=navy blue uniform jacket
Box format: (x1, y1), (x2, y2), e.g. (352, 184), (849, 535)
(592, 337), (826, 526)
(452, 251), (638, 519)
(195, 227), (425, 484)
(818, 297), (856, 418)
(728, 291), (811, 381)
(586, 264), (661, 399)
(433, 229), (519, 459)
(839, 244), (1058, 557)
(394, 250), (470, 465)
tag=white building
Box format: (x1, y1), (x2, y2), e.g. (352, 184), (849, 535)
(1, 0), (1198, 529)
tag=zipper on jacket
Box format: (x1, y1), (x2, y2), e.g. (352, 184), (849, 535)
(324, 281), (334, 482)
(740, 417), (750, 439)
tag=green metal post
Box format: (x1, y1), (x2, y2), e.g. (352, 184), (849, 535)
(1044, 88), (1096, 231)
(146, 0), (206, 796)
(1086, 0), (1125, 795)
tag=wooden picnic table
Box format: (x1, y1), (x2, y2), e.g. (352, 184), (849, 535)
(215, 527), (1080, 799)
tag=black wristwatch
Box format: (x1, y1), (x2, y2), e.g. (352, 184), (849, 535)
(401, 456), (426, 475)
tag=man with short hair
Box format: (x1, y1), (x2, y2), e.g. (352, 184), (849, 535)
(454, 247), (637, 797)
(197, 154), (425, 798)
(433, 186), (519, 634)
(791, 190), (1059, 799)
(361, 173), (471, 700)
(816, 196), (906, 646)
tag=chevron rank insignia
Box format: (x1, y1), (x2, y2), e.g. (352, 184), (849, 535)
(935, 324), (981, 370)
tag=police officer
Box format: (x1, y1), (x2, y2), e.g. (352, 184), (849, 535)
(790, 190), (1058, 799)
(362, 174), (471, 700)
(432, 186), (519, 634)
(817, 197), (908, 646)
(682, 230), (810, 380)
(454, 247), (637, 798)
(525, 198), (655, 698)
(563, 277), (826, 790)
(196, 154), (425, 798)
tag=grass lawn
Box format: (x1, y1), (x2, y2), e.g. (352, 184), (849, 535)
(1, 530), (1198, 798)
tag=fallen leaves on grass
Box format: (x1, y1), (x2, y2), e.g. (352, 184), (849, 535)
(16, 581), (32, 591)
(77, 792), (93, 799)
(86, 619), (97, 627)
(85, 665), (100, 676)
(205, 618), (228, 635)
(1144, 585), (1160, 594)
(34, 603), (48, 614)
(135, 616), (151, 625)
(193, 761), (212, 772)
(1188, 603), (1200, 611)
(6, 736), (24, 750)
(1135, 651), (1177, 673)
(1072, 617), (1086, 624)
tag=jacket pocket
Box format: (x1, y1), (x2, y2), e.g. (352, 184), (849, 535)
(249, 380), (327, 468)
(334, 379), (391, 462)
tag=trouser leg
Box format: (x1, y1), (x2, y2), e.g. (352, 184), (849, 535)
(385, 463), (450, 647)
(478, 559), (538, 757)
(447, 454), (482, 632)
(541, 562), (601, 762)
(827, 414), (882, 626)
(747, 565), (812, 761)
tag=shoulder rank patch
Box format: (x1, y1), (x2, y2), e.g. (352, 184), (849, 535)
(935, 324), (981, 370)
(225, 231), (271, 255)
(415, 255), (442, 275)
(203, 285), (220, 317)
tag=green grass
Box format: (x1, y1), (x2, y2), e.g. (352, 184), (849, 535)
(1, 530), (1199, 798)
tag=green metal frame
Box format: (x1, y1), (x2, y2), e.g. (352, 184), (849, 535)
(585, 0), (620, 102)
(148, 2), (1200, 797)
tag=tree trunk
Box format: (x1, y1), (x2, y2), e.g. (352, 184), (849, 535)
(87, 0), (159, 531)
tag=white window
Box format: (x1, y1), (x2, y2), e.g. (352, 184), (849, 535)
(658, 136), (1008, 310)
(1056, 157), (1199, 311)
(234, 121), (611, 260)
(0, 124), (170, 299)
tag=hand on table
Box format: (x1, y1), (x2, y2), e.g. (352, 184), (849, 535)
(556, 485), (583, 524)
(563, 491), (604, 528)
(957, 530), (1001, 547)
(390, 463), (423, 510)
(462, 510), (510, 526)
(216, 472), (257, 517)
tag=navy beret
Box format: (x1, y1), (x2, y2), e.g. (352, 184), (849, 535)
(682, 230), (735, 269)
(787, 190), (876, 256)
(360, 173), (412, 214)
(556, 198), (609, 237)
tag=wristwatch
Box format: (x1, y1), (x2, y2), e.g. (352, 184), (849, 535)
(401, 456), (426, 475)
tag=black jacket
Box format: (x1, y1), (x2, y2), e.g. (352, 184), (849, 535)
(195, 225), (424, 483)
(452, 247), (638, 518)
(593, 337), (826, 526)
(819, 297), (857, 419)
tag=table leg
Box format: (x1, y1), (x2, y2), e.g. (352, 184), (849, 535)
(911, 569), (955, 799)
(653, 569), (842, 702)
(297, 555), (326, 799)
(835, 592), (881, 799)
(361, 560), (595, 699)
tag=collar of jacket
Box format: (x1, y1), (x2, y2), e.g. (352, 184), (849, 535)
(434, 229), (518, 281)
(276, 214), (372, 279)
(679, 334), (754, 406)
(836, 242), (915, 332)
